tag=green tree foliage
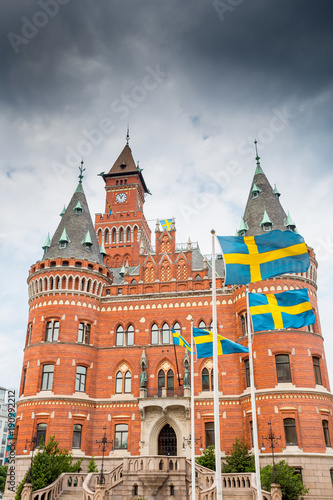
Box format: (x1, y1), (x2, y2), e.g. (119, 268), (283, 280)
(87, 456), (98, 473)
(221, 438), (255, 473)
(15, 436), (83, 500)
(261, 460), (309, 500)
(196, 445), (216, 471)
(0, 465), (8, 493)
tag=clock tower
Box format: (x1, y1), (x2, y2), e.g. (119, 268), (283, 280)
(95, 141), (151, 268)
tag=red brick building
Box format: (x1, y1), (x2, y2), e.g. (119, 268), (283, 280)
(14, 142), (333, 497)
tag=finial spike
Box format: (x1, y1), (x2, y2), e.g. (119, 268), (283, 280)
(254, 139), (260, 162)
(79, 160), (85, 183)
(126, 125), (130, 145)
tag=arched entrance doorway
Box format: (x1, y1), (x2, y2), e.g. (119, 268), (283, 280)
(158, 424), (177, 455)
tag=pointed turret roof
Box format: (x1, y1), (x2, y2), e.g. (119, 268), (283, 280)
(103, 143), (149, 193)
(43, 179), (103, 264)
(242, 145), (288, 236)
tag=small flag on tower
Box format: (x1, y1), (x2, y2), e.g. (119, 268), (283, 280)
(217, 229), (310, 285)
(249, 289), (316, 332)
(160, 219), (173, 231)
(193, 328), (248, 358)
(172, 329), (194, 354)
(106, 200), (112, 217)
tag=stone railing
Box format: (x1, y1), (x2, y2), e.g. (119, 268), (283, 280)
(22, 473), (87, 500)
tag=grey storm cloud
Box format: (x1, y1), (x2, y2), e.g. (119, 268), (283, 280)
(2, 0), (333, 116)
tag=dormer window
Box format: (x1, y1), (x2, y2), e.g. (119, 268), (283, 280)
(58, 228), (70, 249)
(262, 223), (272, 232)
(251, 183), (261, 199)
(260, 210), (272, 232)
(82, 231), (93, 251)
(284, 212), (297, 233)
(74, 201), (83, 215)
(237, 218), (248, 237)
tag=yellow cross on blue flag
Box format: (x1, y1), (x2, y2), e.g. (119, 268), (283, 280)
(193, 327), (248, 358)
(249, 289), (316, 332)
(160, 219), (173, 231)
(172, 329), (194, 354)
(106, 200), (112, 217)
(217, 229), (310, 285)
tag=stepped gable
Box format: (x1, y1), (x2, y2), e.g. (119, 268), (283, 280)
(104, 143), (149, 193)
(43, 181), (103, 264)
(243, 160), (287, 236)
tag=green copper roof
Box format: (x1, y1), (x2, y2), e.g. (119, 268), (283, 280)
(251, 183), (261, 195)
(59, 228), (70, 243)
(284, 211), (296, 228)
(119, 264), (125, 277)
(239, 217), (249, 232)
(42, 233), (51, 251)
(100, 241), (106, 256)
(60, 206), (66, 217)
(74, 201), (83, 211)
(75, 182), (85, 194)
(82, 231), (92, 245)
(273, 184), (281, 197)
(260, 209), (272, 226)
(255, 162), (264, 175)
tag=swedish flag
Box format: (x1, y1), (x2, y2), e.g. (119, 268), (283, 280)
(160, 219), (173, 231)
(217, 230), (310, 285)
(193, 328), (248, 359)
(249, 289), (316, 332)
(172, 329), (194, 354)
(106, 200), (112, 217)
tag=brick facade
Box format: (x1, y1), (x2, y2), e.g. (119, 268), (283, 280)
(13, 143), (333, 498)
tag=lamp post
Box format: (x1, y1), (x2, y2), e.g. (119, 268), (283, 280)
(96, 426), (112, 485)
(23, 434), (38, 483)
(261, 421), (280, 483)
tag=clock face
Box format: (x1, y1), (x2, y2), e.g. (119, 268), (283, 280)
(116, 192), (127, 203)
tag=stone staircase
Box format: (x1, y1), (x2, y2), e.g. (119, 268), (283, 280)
(18, 458), (281, 500)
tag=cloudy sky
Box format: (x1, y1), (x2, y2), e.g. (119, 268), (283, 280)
(1, 0), (333, 391)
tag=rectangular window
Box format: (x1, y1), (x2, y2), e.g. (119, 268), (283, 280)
(284, 418), (298, 446)
(41, 364), (54, 391)
(78, 323), (90, 344)
(151, 325), (159, 345)
(293, 468), (303, 483)
(0, 447), (4, 458)
(45, 320), (59, 342)
(1, 435), (6, 446)
(36, 423), (47, 446)
(115, 424), (128, 449)
(244, 359), (250, 387)
(3, 422), (7, 433)
(21, 368), (27, 395)
(323, 420), (331, 447)
(241, 314), (248, 336)
(276, 354), (292, 383)
(72, 424), (82, 449)
(313, 357), (322, 385)
(75, 366), (87, 392)
(205, 422), (215, 447)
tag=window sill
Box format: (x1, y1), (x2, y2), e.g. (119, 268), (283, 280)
(283, 445), (303, 454)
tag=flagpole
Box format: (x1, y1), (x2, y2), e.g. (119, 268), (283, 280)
(190, 318), (196, 500)
(211, 230), (223, 500)
(246, 284), (262, 500)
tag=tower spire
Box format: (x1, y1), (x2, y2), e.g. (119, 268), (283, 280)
(254, 139), (264, 175)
